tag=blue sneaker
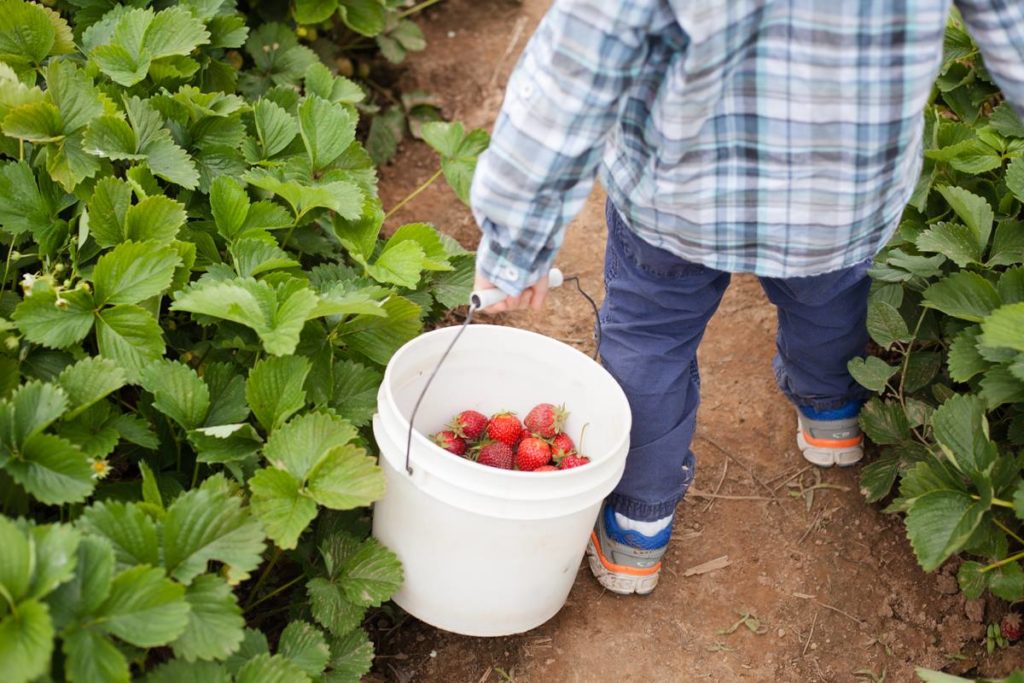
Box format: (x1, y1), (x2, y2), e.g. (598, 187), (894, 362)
(796, 402), (864, 467)
(585, 503), (670, 595)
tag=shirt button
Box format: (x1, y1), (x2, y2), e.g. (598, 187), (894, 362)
(520, 82), (534, 98)
(502, 266), (518, 279)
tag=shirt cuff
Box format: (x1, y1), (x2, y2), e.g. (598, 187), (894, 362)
(475, 226), (549, 296)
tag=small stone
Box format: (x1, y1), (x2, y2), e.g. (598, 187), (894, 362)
(810, 643), (818, 650)
(935, 573), (959, 595)
(965, 599), (985, 623)
(447, 30), (456, 38)
(429, 650), (437, 658)
(777, 628), (786, 638)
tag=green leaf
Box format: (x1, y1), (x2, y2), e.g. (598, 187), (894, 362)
(145, 660), (232, 683)
(0, 0), (63, 66)
(141, 360), (210, 430)
(336, 296), (421, 365)
(0, 516), (31, 601)
(326, 360), (381, 428)
(63, 627), (129, 683)
(144, 6), (210, 58)
(859, 453), (901, 503)
(162, 486), (266, 585)
(866, 300), (911, 348)
(420, 121), (489, 204)
(926, 139), (1002, 174)
(337, 0), (387, 37)
(1007, 157), (1024, 203)
(905, 490), (987, 571)
(429, 255), (475, 309)
(83, 116), (141, 160)
(96, 565), (189, 647)
(931, 394), (993, 475)
(246, 356), (310, 432)
(922, 271), (1002, 322)
(325, 628), (374, 683)
(85, 177), (131, 247)
(25, 522), (79, 601)
(190, 423), (263, 464)
(57, 358), (126, 420)
(365, 239), (426, 288)
(13, 287), (95, 349)
(294, 0), (339, 24)
(248, 467), (316, 550)
(306, 577), (364, 637)
(252, 99), (298, 159)
(7, 434), (93, 505)
(846, 356), (898, 393)
(979, 364), (1024, 408)
(948, 326), (988, 382)
(989, 561), (1024, 601)
(998, 267), (1024, 304)
(279, 621), (331, 676)
(3, 101), (63, 142)
(124, 196), (187, 244)
(936, 186), (994, 252)
(988, 220), (1024, 267)
(93, 241), (181, 306)
(980, 302), (1024, 351)
(0, 161), (59, 237)
(95, 304), (165, 382)
(0, 598), (53, 683)
(230, 238), (299, 278)
(243, 168), (363, 221)
(236, 653), (312, 683)
(203, 363), (250, 427)
(304, 63), (363, 105)
(903, 351), (942, 393)
(171, 574), (246, 662)
(306, 444), (386, 510)
(5, 380), (68, 447)
(79, 501), (161, 568)
(171, 278), (319, 356)
(957, 560), (988, 600)
(337, 537), (401, 607)
(1014, 480), (1024, 521)
(859, 397), (911, 445)
(210, 176), (249, 240)
(299, 95), (356, 172)
(263, 411), (357, 480)
(915, 222), (983, 267)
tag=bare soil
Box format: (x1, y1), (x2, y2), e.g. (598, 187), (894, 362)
(368, 1), (1023, 680)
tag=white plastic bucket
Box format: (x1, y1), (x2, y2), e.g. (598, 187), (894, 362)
(371, 324), (631, 637)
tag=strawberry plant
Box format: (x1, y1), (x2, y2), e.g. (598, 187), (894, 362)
(856, 14), (1024, 606)
(0, 1), (483, 681)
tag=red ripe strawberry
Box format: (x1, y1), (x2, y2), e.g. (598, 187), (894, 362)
(559, 454), (590, 470)
(433, 431), (466, 456)
(534, 465), (558, 472)
(450, 410), (488, 441)
(1003, 612), (1022, 642)
(524, 403), (567, 439)
(476, 441), (514, 469)
(518, 427), (532, 443)
(516, 437), (552, 471)
(487, 412), (522, 446)
(551, 432), (575, 457)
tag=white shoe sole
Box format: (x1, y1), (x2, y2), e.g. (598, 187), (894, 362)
(796, 428), (863, 468)
(586, 541), (660, 595)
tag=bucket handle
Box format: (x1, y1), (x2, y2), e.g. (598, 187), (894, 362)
(403, 269), (602, 475)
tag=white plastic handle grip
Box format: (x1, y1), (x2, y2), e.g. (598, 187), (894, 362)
(470, 268), (564, 310)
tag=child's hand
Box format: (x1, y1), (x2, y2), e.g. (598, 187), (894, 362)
(473, 273), (550, 313)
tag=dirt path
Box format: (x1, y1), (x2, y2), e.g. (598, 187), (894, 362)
(369, 2), (1020, 680)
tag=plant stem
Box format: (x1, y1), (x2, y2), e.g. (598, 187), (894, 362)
(190, 461), (200, 489)
(973, 495), (1015, 509)
(397, 0), (444, 20)
(980, 549), (1024, 573)
(248, 573), (305, 611)
(994, 518), (1024, 547)
(245, 548), (282, 609)
(0, 242), (16, 298)
(384, 168), (442, 221)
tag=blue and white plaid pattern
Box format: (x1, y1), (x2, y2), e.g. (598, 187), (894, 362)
(470, 0), (1024, 294)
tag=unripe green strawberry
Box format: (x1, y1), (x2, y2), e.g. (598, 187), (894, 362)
(516, 437), (552, 471)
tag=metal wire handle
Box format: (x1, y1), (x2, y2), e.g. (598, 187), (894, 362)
(403, 272), (602, 475)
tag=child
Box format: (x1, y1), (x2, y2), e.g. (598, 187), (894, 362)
(469, 1), (1024, 595)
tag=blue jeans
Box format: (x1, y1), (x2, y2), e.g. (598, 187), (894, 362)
(600, 201), (872, 521)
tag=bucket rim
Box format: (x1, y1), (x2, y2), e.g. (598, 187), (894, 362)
(379, 323), (632, 481)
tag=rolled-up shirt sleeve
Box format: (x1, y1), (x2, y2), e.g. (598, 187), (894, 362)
(470, 0), (669, 294)
(957, 1), (1024, 117)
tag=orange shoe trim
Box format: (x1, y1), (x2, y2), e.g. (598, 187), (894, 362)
(589, 531), (662, 577)
(800, 431), (863, 449)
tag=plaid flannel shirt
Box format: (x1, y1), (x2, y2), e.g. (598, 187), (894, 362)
(470, 0), (1024, 294)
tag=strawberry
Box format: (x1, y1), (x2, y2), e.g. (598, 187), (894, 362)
(524, 403), (567, 439)
(518, 427), (532, 443)
(559, 454), (591, 470)
(433, 431), (466, 456)
(475, 441), (514, 469)
(487, 412), (522, 446)
(450, 410), (488, 441)
(551, 432), (575, 457)
(1003, 612), (1022, 642)
(534, 465), (559, 472)
(516, 437), (552, 471)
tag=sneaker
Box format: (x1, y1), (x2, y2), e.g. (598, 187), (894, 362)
(585, 504), (670, 595)
(796, 402), (863, 467)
